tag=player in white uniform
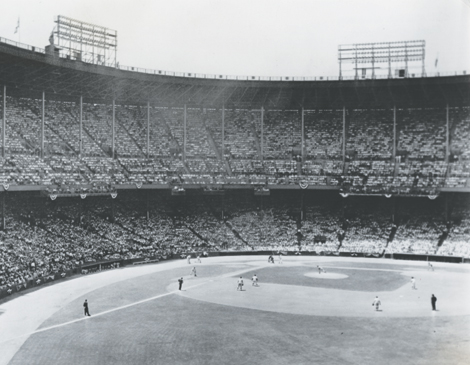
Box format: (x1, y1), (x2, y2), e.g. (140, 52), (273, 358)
(187, 255), (191, 264)
(372, 296), (381, 311)
(237, 277), (244, 291)
(411, 277), (417, 290)
(191, 267), (197, 277)
(317, 265), (326, 274)
(252, 274), (259, 286)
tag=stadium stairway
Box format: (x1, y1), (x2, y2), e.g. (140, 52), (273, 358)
(184, 223), (209, 244)
(388, 223), (398, 244)
(249, 123), (262, 160)
(66, 109), (106, 157)
(224, 221), (252, 248)
(14, 132), (35, 152)
(204, 126), (223, 160)
(444, 163), (451, 179)
(449, 115), (459, 148)
(224, 159), (233, 175)
(158, 110), (184, 155)
(82, 125), (113, 157)
(115, 116), (146, 157)
(45, 123), (77, 155)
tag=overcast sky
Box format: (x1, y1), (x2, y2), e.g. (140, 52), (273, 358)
(0, 0), (469, 78)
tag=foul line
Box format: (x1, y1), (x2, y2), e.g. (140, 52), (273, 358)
(0, 264), (267, 345)
(0, 280), (210, 345)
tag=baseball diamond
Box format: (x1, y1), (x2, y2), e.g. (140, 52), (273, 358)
(1, 256), (469, 365)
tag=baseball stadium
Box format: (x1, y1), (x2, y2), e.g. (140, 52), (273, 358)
(0, 3), (470, 365)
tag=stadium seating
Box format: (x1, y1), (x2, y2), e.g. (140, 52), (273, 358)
(304, 110), (342, 159)
(1, 95), (470, 293)
(398, 108), (446, 160)
(346, 109), (393, 160)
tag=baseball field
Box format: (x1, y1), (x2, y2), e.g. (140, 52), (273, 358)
(1, 256), (469, 365)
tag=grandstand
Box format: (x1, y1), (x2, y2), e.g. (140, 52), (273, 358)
(0, 32), (470, 297)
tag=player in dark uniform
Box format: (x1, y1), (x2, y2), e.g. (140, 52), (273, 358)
(178, 277), (184, 290)
(83, 299), (91, 316)
(431, 294), (437, 311)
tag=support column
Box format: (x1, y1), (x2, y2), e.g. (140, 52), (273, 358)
(301, 107), (305, 161)
(146, 191), (150, 220)
(371, 46), (375, 79)
(393, 106), (396, 159)
(183, 104), (187, 162)
(405, 44), (408, 77)
(147, 102), (150, 159)
(1, 192), (5, 231)
(260, 107), (264, 161)
(78, 197), (82, 227)
(388, 45), (392, 79)
(222, 105), (225, 159)
(2, 86), (5, 158)
(342, 107), (346, 163)
(41, 91), (45, 158)
(354, 47), (358, 80)
(222, 194), (225, 220)
(111, 197), (115, 223)
(446, 104), (449, 163)
(79, 96), (83, 156)
(422, 47), (426, 77)
(444, 194), (448, 223)
(112, 99), (115, 159)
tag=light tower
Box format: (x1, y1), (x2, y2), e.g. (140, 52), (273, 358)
(338, 40), (426, 79)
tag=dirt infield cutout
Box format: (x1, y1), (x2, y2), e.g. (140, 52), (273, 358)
(303, 272), (349, 279)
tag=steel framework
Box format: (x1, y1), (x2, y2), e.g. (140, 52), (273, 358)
(338, 40), (425, 79)
(54, 15), (117, 66)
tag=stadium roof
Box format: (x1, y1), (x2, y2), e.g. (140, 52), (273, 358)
(1, 39), (469, 109)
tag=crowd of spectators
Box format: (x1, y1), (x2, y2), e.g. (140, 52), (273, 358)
(1, 191), (469, 293)
(262, 110), (301, 160)
(346, 109), (393, 160)
(398, 108), (446, 160)
(223, 110), (259, 159)
(304, 110), (343, 159)
(0, 153), (469, 191)
(0, 97), (469, 192)
(450, 107), (470, 159)
(1, 97), (469, 295)
(386, 200), (447, 255)
(340, 205), (391, 254)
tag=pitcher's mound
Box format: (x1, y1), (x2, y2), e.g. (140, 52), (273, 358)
(304, 272), (348, 279)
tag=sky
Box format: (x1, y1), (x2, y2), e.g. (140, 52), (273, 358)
(0, 0), (469, 78)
